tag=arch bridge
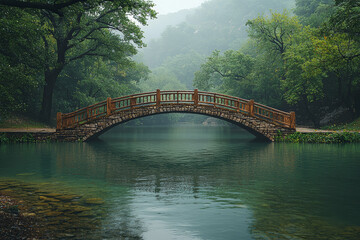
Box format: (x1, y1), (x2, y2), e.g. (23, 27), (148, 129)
(55, 90), (296, 141)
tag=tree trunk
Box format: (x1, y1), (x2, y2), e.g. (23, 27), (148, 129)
(39, 68), (61, 122)
(302, 97), (320, 128)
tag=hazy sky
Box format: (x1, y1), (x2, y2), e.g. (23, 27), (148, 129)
(151, 0), (208, 14)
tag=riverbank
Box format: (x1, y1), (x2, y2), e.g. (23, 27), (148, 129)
(275, 131), (360, 143)
(0, 129), (55, 143)
(0, 179), (105, 239)
(0, 192), (43, 239)
(2, 127), (360, 143)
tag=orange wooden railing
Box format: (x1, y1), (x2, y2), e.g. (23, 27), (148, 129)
(56, 89), (296, 130)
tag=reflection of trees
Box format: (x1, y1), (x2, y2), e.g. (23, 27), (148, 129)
(52, 129), (298, 196)
(51, 128), (360, 240)
(243, 144), (360, 240)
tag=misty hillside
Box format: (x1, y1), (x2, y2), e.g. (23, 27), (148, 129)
(140, 0), (295, 68)
(142, 9), (195, 43)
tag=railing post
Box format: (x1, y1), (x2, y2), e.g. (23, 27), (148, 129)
(107, 97), (112, 116)
(56, 112), (62, 130)
(156, 89), (161, 107)
(86, 107), (90, 120)
(248, 99), (254, 117)
(290, 111), (296, 129)
(193, 89), (199, 106)
(130, 97), (136, 109)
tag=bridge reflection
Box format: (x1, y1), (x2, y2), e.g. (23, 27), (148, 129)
(50, 129), (359, 239)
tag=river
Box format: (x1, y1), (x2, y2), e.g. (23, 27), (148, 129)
(0, 125), (360, 239)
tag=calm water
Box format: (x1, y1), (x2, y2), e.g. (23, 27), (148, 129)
(1, 125), (360, 239)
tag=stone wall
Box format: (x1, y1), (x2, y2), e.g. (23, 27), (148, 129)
(1, 132), (55, 142)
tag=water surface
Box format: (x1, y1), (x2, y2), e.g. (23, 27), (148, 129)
(1, 125), (360, 239)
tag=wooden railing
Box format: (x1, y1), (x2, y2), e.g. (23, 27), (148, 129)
(57, 89), (296, 130)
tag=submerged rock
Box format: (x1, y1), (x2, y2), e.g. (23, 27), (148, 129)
(16, 173), (37, 176)
(0, 179), (102, 239)
(22, 212), (36, 217)
(72, 206), (92, 213)
(77, 211), (96, 217)
(39, 196), (60, 202)
(55, 194), (81, 202)
(45, 211), (63, 217)
(43, 193), (63, 198)
(84, 198), (104, 205)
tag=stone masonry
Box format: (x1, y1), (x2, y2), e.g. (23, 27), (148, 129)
(54, 104), (295, 142)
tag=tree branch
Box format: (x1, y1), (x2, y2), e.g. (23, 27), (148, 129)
(0, 0), (87, 14)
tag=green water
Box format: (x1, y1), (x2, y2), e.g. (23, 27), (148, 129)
(1, 125), (360, 239)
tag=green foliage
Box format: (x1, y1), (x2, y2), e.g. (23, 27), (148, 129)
(54, 58), (150, 113)
(275, 131), (360, 143)
(0, 0), (156, 122)
(196, 4), (360, 126)
(245, 11), (303, 106)
(141, 0), (294, 70)
(246, 11), (302, 56)
(138, 67), (186, 92)
(0, 133), (36, 144)
(294, 0), (334, 27)
(160, 52), (204, 89)
(194, 12), (302, 107)
(0, 6), (43, 118)
(330, 0), (360, 39)
(194, 50), (254, 94)
(0, 115), (50, 128)
(283, 27), (324, 105)
(0, 134), (9, 144)
(322, 117), (360, 131)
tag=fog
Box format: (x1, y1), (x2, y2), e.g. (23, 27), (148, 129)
(151, 0), (208, 14)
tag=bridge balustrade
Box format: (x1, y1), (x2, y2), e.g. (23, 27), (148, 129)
(57, 90), (295, 130)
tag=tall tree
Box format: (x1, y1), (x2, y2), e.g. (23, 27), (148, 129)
(0, 6), (43, 117)
(246, 11), (302, 58)
(283, 27), (325, 127)
(0, 0), (156, 122)
(193, 50), (254, 95)
(330, 0), (360, 39)
(245, 11), (302, 105)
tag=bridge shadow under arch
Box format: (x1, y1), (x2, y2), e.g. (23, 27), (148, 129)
(90, 111), (270, 142)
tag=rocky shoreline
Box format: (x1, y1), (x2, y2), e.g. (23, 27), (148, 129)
(0, 179), (105, 239)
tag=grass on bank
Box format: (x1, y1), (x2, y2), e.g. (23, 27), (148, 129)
(275, 131), (360, 143)
(321, 117), (360, 131)
(0, 115), (51, 129)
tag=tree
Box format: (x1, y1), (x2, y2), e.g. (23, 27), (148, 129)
(160, 52), (204, 89)
(310, 33), (360, 115)
(246, 11), (302, 58)
(0, 6), (43, 118)
(193, 50), (254, 95)
(283, 27), (325, 127)
(330, 0), (360, 39)
(0, 0), (156, 122)
(138, 67), (186, 92)
(325, 0), (360, 116)
(244, 12), (302, 106)
(54, 58), (150, 113)
(294, 0), (334, 27)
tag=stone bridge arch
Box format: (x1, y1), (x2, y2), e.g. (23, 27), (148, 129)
(55, 90), (296, 142)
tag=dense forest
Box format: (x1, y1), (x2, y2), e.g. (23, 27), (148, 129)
(0, 0), (156, 122)
(194, 0), (360, 127)
(0, 0), (359, 127)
